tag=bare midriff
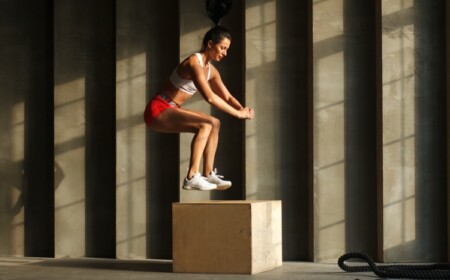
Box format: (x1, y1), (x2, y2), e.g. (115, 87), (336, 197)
(160, 80), (194, 106)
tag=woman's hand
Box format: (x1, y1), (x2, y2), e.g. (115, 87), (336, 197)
(238, 107), (255, 119)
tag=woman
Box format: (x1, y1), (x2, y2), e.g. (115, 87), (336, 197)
(144, 25), (254, 191)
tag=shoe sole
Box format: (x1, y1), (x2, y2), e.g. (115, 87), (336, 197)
(182, 186), (217, 191)
(215, 184), (232, 191)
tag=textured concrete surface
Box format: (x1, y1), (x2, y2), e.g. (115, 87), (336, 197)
(0, 258), (377, 280)
(1, 0), (449, 265)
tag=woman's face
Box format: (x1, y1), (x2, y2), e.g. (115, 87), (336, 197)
(208, 38), (231, 62)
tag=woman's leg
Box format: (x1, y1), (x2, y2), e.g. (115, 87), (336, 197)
(202, 117), (220, 176)
(149, 108), (219, 179)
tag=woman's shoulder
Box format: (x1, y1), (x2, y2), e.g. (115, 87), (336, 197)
(177, 54), (203, 72)
(180, 53), (198, 62)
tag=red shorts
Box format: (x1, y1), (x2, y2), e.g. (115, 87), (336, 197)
(144, 93), (179, 126)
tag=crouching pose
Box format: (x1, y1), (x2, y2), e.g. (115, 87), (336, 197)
(144, 24), (254, 191)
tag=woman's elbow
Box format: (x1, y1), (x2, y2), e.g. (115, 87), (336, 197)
(204, 95), (216, 105)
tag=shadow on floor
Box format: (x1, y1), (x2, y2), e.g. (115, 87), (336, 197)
(31, 258), (173, 273)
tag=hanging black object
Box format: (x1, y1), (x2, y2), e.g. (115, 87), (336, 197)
(338, 252), (450, 279)
(205, 0), (233, 25)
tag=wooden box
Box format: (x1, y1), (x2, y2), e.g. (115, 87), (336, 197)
(172, 200), (282, 274)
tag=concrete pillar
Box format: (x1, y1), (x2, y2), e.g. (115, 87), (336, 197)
(245, 0), (312, 260)
(116, 0), (179, 259)
(55, 0), (116, 258)
(413, 0), (447, 262)
(54, 0), (88, 257)
(145, 0), (180, 258)
(0, 0), (55, 258)
(343, 0), (379, 259)
(276, 0), (312, 260)
(312, 0), (380, 262)
(0, 1), (27, 257)
(115, 1), (148, 259)
(245, 0), (280, 200)
(54, 0), (116, 258)
(23, 1), (55, 258)
(84, 0), (116, 258)
(381, 0), (447, 262)
(312, 0), (346, 262)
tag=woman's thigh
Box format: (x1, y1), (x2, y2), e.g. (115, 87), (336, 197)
(149, 108), (214, 133)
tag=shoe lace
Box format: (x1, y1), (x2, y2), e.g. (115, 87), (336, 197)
(211, 168), (224, 179)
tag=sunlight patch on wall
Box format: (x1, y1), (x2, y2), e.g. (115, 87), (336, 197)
(245, 0), (278, 199)
(245, 0), (277, 69)
(116, 52), (147, 259)
(10, 103), (24, 162)
(313, 0), (346, 261)
(180, 28), (209, 59)
(382, 0), (416, 252)
(383, 0), (413, 15)
(54, 77), (86, 257)
(313, 0), (344, 42)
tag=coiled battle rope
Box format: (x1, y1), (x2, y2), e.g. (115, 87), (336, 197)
(338, 252), (450, 279)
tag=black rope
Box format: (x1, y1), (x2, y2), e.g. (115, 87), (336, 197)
(338, 252), (450, 279)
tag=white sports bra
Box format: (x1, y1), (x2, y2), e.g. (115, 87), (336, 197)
(169, 53), (211, 95)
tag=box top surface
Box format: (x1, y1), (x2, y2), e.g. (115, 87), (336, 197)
(173, 200), (281, 205)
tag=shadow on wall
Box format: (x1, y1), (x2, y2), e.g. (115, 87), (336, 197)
(0, 157), (64, 255)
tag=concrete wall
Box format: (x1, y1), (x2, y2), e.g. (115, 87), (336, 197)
(382, 0), (447, 262)
(116, 0), (179, 260)
(312, 0), (379, 262)
(54, 0), (116, 258)
(0, 0), (54, 257)
(0, 0), (449, 263)
(245, 0), (312, 261)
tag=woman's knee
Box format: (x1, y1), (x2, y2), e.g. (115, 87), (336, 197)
(197, 117), (220, 136)
(198, 121), (213, 135)
(210, 117), (221, 131)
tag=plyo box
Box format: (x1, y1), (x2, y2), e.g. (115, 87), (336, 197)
(172, 200), (282, 274)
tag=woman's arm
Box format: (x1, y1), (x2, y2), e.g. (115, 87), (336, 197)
(188, 60), (253, 119)
(208, 65), (244, 110)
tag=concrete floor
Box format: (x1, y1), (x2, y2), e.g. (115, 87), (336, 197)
(0, 258), (379, 280)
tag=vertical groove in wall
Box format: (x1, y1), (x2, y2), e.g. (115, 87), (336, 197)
(241, 0), (247, 199)
(307, 0), (314, 262)
(343, 0), (378, 259)
(85, 0), (116, 258)
(0, 1), (22, 257)
(23, 0), (55, 257)
(375, 0), (384, 263)
(146, 0), (180, 259)
(210, 0), (245, 201)
(276, 0), (311, 261)
(413, 0), (447, 262)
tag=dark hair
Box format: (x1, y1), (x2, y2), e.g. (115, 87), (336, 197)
(201, 25), (232, 50)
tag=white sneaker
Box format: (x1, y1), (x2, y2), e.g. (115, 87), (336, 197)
(182, 173), (217, 191)
(207, 168), (232, 190)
